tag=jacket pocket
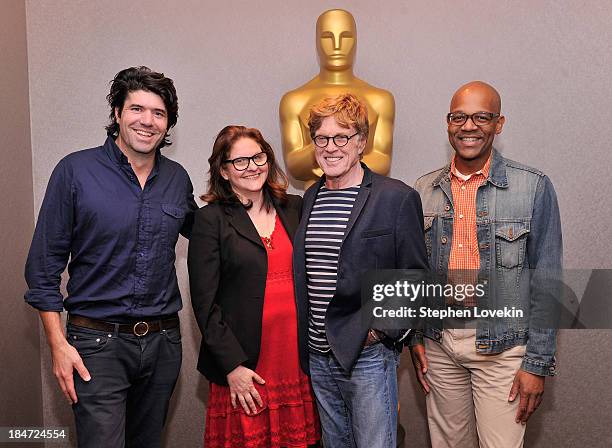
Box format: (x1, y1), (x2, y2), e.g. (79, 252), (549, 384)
(495, 220), (530, 268)
(360, 228), (393, 271)
(362, 227), (392, 239)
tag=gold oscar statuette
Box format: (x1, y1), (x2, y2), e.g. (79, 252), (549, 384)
(279, 9), (395, 188)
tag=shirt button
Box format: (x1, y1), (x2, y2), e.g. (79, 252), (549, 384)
(459, 214), (464, 219)
(458, 243), (463, 248)
(461, 185), (466, 191)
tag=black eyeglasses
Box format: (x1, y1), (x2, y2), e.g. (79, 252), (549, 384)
(223, 151), (268, 171)
(447, 112), (500, 127)
(313, 132), (360, 148)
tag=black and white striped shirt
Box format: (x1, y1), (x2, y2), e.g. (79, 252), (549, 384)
(306, 184), (360, 353)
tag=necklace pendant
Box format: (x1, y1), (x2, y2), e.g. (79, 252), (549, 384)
(262, 236), (273, 249)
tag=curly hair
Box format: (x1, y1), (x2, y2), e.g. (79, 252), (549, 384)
(202, 125), (288, 210)
(105, 66), (178, 149)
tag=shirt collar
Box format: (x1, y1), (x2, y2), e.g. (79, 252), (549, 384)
(104, 136), (129, 166)
(317, 161), (373, 190)
(450, 153), (491, 181)
(103, 135), (162, 176)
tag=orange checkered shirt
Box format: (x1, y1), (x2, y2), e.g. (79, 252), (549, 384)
(448, 156), (491, 307)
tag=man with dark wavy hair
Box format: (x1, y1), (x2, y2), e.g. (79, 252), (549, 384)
(25, 66), (197, 448)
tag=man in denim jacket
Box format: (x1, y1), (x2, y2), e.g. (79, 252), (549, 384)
(409, 81), (562, 448)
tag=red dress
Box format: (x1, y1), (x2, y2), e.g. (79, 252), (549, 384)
(204, 215), (320, 448)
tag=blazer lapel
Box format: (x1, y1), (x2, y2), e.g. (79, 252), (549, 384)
(225, 204), (264, 249)
(342, 165), (372, 244)
(294, 179), (322, 274)
(301, 179), (321, 225)
(275, 199), (298, 242)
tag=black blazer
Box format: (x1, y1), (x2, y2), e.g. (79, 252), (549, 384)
(293, 165), (429, 374)
(188, 194), (302, 385)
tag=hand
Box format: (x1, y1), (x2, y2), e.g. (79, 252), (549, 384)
(410, 344), (430, 394)
(508, 369), (545, 424)
(227, 366), (265, 415)
(364, 329), (383, 346)
(51, 341), (91, 404)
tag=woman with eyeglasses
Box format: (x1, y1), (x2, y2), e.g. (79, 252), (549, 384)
(188, 125), (320, 448)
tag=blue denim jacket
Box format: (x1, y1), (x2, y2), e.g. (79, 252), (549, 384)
(411, 149), (562, 376)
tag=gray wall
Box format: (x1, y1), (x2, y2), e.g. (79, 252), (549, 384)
(0, 0), (42, 436)
(6, 0), (612, 446)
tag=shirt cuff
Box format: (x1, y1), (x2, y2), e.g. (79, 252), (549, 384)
(521, 356), (557, 376)
(24, 291), (64, 313)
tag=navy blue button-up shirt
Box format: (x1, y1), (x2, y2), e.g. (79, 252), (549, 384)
(25, 137), (198, 321)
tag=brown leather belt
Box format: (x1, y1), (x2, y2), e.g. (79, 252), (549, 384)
(68, 314), (179, 337)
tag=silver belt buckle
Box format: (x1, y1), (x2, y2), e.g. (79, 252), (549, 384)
(133, 321), (149, 337)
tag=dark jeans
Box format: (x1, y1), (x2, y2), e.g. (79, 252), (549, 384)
(67, 323), (182, 448)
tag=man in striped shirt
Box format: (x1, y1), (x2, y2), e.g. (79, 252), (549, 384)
(410, 81), (562, 448)
(293, 93), (428, 447)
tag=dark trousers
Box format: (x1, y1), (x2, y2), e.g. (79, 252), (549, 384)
(67, 323), (182, 448)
